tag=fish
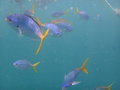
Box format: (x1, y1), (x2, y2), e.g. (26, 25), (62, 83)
(56, 22), (73, 32)
(5, 12), (49, 55)
(44, 23), (62, 36)
(36, 17), (62, 37)
(76, 8), (89, 20)
(51, 11), (68, 17)
(13, 60), (40, 72)
(62, 58), (89, 90)
(51, 19), (73, 32)
(95, 83), (113, 90)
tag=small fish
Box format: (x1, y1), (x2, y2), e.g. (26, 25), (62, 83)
(62, 58), (89, 90)
(95, 83), (113, 90)
(51, 11), (68, 17)
(76, 8), (89, 20)
(45, 23), (62, 36)
(52, 19), (73, 32)
(5, 12), (49, 55)
(54, 22), (72, 32)
(36, 17), (62, 37)
(13, 60), (40, 72)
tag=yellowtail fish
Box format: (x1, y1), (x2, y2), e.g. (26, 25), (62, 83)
(51, 10), (68, 18)
(52, 19), (73, 32)
(5, 12), (49, 55)
(62, 58), (89, 90)
(36, 17), (62, 37)
(76, 8), (89, 20)
(13, 59), (40, 72)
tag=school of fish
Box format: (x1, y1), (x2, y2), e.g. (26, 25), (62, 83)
(4, 0), (119, 89)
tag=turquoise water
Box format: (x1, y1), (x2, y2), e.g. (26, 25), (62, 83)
(0, 0), (120, 90)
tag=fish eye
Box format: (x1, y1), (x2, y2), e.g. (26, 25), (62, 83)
(16, 25), (19, 28)
(8, 18), (12, 22)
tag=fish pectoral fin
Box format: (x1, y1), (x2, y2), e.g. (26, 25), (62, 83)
(18, 28), (23, 36)
(72, 81), (80, 86)
(32, 62), (40, 72)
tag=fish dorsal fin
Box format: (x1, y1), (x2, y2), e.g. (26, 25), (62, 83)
(18, 28), (23, 37)
(24, 10), (33, 17)
(24, 4), (35, 17)
(72, 81), (80, 86)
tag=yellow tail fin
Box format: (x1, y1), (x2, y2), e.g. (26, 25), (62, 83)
(36, 29), (49, 55)
(32, 62), (40, 72)
(76, 8), (79, 14)
(78, 58), (89, 74)
(107, 83), (113, 90)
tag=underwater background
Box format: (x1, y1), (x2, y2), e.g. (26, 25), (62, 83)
(0, 0), (120, 90)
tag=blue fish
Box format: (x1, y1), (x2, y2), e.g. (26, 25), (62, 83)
(76, 8), (89, 20)
(95, 83), (113, 90)
(45, 23), (62, 36)
(13, 60), (40, 72)
(51, 18), (73, 32)
(36, 18), (62, 37)
(54, 22), (73, 32)
(62, 58), (89, 90)
(51, 11), (68, 17)
(5, 13), (49, 55)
